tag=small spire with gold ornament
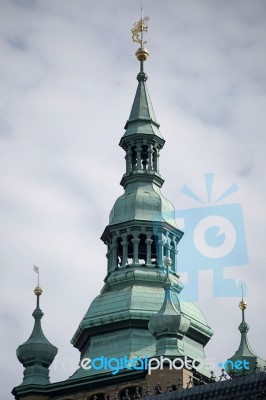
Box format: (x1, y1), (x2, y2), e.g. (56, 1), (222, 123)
(236, 279), (247, 323)
(131, 4), (150, 67)
(239, 298), (247, 323)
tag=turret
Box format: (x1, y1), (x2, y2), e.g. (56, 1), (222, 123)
(225, 299), (265, 376)
(16, 286), (58, 385)
(148, 258), (190, 356)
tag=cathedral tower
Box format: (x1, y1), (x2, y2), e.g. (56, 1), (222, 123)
(68, 14), (213, 392)
(12, 14), (214, 400)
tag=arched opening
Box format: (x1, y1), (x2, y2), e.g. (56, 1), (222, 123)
(151, 235), (158, 266)
(117, 237), (123, 267)
(141, 145), (148, 170)
(131, 146), (137, 170)
(138, 234), (147, 264)
(127, 234), (133, 265)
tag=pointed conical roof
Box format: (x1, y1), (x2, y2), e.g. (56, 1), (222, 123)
(122, 71), (163, 139)
(16, 287), (58, 385)
(225, 300), (265, 375)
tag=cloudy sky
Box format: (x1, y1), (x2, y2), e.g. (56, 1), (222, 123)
(1, 0), (266, 398)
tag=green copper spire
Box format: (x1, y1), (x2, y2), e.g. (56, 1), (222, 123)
(125, 19), (162, 139)
(70, 17), (213, 382)
(225, 300), (265, 376)
(123, 70), (163, 139)
(119, 18), (165, 190)
(119, 68), (165, 190)
(101, 34), (183, 275)
(16, 287), (58, 385)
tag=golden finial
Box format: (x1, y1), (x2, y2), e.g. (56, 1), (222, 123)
(235, 279), (247, 310)
(131, 2), (150, 62)
(239, 300), (247, 310)
(34, 286), (43, 296)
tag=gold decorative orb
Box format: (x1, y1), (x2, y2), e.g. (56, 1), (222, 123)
(34, 286), (43, 296)
(239, 300), (247, 310)
(135, 47), (149, 61)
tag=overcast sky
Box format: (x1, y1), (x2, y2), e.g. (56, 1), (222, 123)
(1, 0), (266, 398)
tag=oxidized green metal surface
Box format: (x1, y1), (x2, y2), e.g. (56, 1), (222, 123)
(226, 315), (265, 374)
(123, 71), (163, 139)
(69, 64), (214, 381)
(109, 182), (178, 228)
(14, 59), (215, 396)
(70, 266), (213, 379)
(16, 297), (58, 386)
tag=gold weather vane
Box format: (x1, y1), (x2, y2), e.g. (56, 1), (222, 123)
(33, 264), (43, 297)
(33, 264), (40, 287)
(131, 2), (150, 63)
(132, 0), (150, 47)
(131, 16), (149, 47)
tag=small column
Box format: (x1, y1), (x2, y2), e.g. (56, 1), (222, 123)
(136, 145), (142, 170)
(131, 236), (140, 264)
(125, 149), (131, 173)
(174, 249), (178, 273)
(110, 237), (118, 270)
(145, 236), (153, 267)
(121, 234), (128, 268)
(148, 145), (153, 171)
(157, 239), (164, 268)
(153, 148), (158, 172)
(164, 234), (172, 273)
(157, 151), (160, 173)
(106, 247), (111, 273)
(171, 237), (178, 273)
(165, 243), (172, 259)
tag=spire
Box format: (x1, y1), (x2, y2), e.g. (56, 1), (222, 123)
(71, 15), (213, 383)
(123, 70), (163, 140)
(16, 286), (58, 385)
(123, 25), (162, 140)
(148, 258), (190, 356)
(99, 14), (183, 278)
(225, 299), (265, 376)
(119, 13), (165, 190)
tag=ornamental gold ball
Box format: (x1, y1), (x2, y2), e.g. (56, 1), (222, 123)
(135, 47), (149, 61)
(239, 300), (247, 310)
(34, 286), (43, 296)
